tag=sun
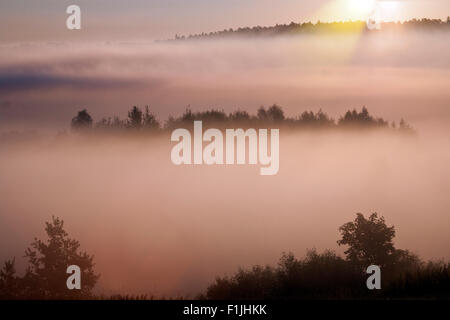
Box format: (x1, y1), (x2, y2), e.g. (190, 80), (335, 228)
(346, 0), (401, 22)
(378, 1), (400, 21)
(347, 0), (377, 19)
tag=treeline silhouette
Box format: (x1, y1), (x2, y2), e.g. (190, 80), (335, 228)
(171, 18), (450, 41)
(1, 213), (448, 300)
(70, 105), (414, 134)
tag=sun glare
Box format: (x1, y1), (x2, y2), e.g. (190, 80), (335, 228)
(378, 1), (400, 21)
(347, 0), (376, 19)
(345, 0), (400, 22)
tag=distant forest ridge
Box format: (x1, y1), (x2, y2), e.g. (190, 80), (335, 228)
(170, 18), (450, 41)
(70, 105), (414, 134)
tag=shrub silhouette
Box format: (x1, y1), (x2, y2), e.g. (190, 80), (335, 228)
(205, 265), (277, 300)
(275, 250), (365, 299)
(386, 261), (450, 298)
(204, 250), (365, 300)
(0, 259), (19, 299)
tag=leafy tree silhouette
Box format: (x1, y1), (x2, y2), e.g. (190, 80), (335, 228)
(256, 105), (285, 123)
(257, 106), (268, 121)
(338, 213), (396, 270)
(71, 109), (93, 132)
(266, 105), (285, 122)
(337, 213), (420, 276)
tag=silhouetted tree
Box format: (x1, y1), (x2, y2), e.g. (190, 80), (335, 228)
(267, 104), (285, 122)
(128, 106), (143, 129)
(21, 216), (99, 299)
(338, 107), (388, 128)
(337, 213), (420, 277)
(71, 109), (93, 132)
(297, 109), (335, 127)
(142, 106), (160, 130)
(257, 106), (268, 121)
(338, 213), (396, 270)
(229, 110), (251, 124)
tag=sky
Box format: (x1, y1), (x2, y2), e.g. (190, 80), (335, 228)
(1, 0), (449, 41)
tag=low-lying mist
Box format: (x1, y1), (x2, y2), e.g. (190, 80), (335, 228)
(0, 30), (449, 131)
(0, 127), (449, 296)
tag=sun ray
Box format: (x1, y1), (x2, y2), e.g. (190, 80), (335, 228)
(304, 0), (372, 64)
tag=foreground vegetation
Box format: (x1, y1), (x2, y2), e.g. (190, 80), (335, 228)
(0, 213), (448, 300)
(201, 213), (449, 300)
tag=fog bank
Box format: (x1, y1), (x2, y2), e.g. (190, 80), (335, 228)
(0, 129), (449, 296)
